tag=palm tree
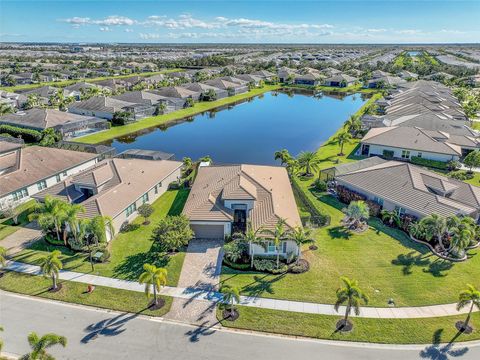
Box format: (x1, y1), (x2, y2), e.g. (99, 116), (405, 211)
(274, 149), (292, 166)
(449, 227), (472, 257)
(262, 219), (290, 269)
(408, 222), (425, 239)
(334, 131), (352, 156)
(297, 151), (320, 177)
(39, 250), (63, 291)
(334, 276), (369, 329)
(30, 196), (67, 244)
(345, 201), (370, 229)
(220, 285), (241, 317)
(20, 332), (67, 360)
(233, 221), (265, 268)
(291, 227), (314, 264)
(138, 263), (167, 307)
(343, 114), (362, 135)
(380, 209), (400, 228)
(88, 215), (115, 244)
(420, 214), (447, 252)
(63, 204), (85, 244)
(456, 284), (480, 332)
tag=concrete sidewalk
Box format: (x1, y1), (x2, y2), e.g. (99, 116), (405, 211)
(5, 260), (476, 320)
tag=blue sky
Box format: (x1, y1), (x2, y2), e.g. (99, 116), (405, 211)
(1, 1), (479, 43)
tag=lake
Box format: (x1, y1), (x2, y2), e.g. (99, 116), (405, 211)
(407, 51), (422, 57)
(105, 90), (367, 165)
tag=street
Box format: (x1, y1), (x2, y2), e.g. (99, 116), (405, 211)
(1, 290), (479, 360)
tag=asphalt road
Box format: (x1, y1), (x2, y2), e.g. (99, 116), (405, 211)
(1, 291), (479, 360)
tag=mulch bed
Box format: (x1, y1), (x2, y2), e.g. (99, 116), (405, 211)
(309, 245), (318, 251)
(336, 319), (353, 333)
(48, 283), (63, 293)
(143, 221), (151, 225)
(148, 298), (166, 311)
(290, 259), (310, 274)
(455, 321), (473, 334)
(222, 309), (239, 322)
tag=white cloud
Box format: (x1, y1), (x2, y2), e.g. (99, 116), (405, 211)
(99, 27), (112, 32)
(366, 28), (387, 33)
(125, 28), (134, 33)
(396, 29), (422, 35)
(62, 15), (136, 27)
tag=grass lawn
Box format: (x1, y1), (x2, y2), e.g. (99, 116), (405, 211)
(74, 84), (281, 144)
(0, 200), (36, 241)
(0, 69), (182, 92)
(218, 306), (480, 344)
(0, 271), (171, 317)
(12, 189), (190, 286)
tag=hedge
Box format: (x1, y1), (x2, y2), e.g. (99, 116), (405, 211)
(0, 124), (42, 142)
(291, 177), (330, 227)
(410, 156), (448, 170)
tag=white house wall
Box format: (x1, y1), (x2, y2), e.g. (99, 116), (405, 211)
(365, 144), (458, 162)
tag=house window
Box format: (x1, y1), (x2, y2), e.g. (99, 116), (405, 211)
(395, 206), (406, 216)
(417, 152), (422, 158)
(126, 203), (137, 217)
(141, 193), (149, 204)
(154, 185), (158, 194)
(12, 188), (28, 201)
(158, 181), (163, 188)
(37, 180), (47, 191)
(401, 150), (411, 159)
(267, 241), (276, 253)
(62, 171), (67, 176)
(282, 241), (287, 254)
(373, 196), (384, 206)
(56, 174), (61, 183)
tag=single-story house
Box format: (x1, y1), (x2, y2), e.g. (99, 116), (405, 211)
(235, 74), (264, 86)
(20, 86), (60, 104)
(204, 79), (248, 95)
(397, 70), (419, 80)
(183, 83), (228, 100)
(0, 139), (100, 207)
(333, 157), (480, 220)
(33, 158), (182, 239)
(277, 67), (298, 83)
(324, 74), (357, 87)
(0, 90), (27, 109)
(152, 86), (201, 101)
(0, 108), (109, 138)
(252, 70), (276, 81)
(365, 75), (406, 89)
(64, 82), (107, 101)
(294, 73), (321, 86)
(182, 164), (302, 258)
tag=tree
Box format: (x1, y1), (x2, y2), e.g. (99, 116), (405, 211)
(420, 214), (447, 252)
(184, 97), (195, 108)
(138, 203), (154, 225)
(408, 222), (425, 239)
(63, 203), (85, 244)
(334, 276), (369, 329)
(456, 284), (480, 332)
(20, 332), (67, 360)
(39, 128), (62, 147)
(39, 250), (63, 291)
(343, 114), (362, 136)
(233, 221), (265, 268)
(30, 196), (68, 244)
(154, 102), (167, 115)
(220, 285), (240, 318)
(334, 131), (352, 156)
(297, 151), (320, 177)
(112, 111), (133, 126)
(0, 103), (14, 116)
(88, 215), (114, 244)
(138, 263), (167, 307)
(345, 201), (370, 229)
(449, 227), (472, 257)
(463, 150), (480, 172)
(290, 227), (314, 263)
(380, 209), (400, 228)
(24, 94), (40, 110)
(274, 149), (292, 166)
(261, 218), (290, 269)
(152, 215), (194, 252)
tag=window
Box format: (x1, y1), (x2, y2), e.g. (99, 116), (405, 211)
(417, 152), (422, 158)
(267, 241), (276, 253)
(126, 203), (137, 217)
(395, 206), (406, 216)
(158, 181), (163, 188)
(154, 185), (158, 194)
(373, 196), (384, 206)
(37, 180), (47, 191)
(141, 193), (149, 204)
(56, 174), (61, 183)
(401, 150), (411, 159)
(282, 241), (287, 254)
(12, 188), (28, 201)
(62, 171), (67, 176)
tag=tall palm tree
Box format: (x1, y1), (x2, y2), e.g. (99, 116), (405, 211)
(20, 332), (67, 360)
(343, 114), (362, 135)
(63, 204), (85, 244)
(233, 221), (265, 268)
(449, 227), (472, 256)
(297, 151), (320, 177)
(420, 214), (447, 252)
(291, 227), (314, 264)
(456, 284), (480, 332)
(334, 131), (353, 156)
(334, 276), (369, 328)
(274, 149), (292, 166)
(88, 215), (115, 244)
(30, 196), (68, 244)
(220, 285), (241, 316)
(262, 219), (290, 269)
(408, 222), (425, 239)
(39, 250), (63, 291)
(345, 201), (370, 229)
(138, 263), (167, 307)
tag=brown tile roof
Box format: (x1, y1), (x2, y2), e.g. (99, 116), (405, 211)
(182, 164), (302, 231)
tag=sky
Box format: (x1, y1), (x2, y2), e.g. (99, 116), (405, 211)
(1, 0), (479, 44)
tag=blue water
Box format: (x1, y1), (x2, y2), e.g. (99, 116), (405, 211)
(107, 91), (367, 165)
(407, 51), (422, 57)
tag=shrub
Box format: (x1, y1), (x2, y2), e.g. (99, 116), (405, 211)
(137, 203), (154, 224)
(112, 111), (133, 126)
(224, 241), (248, 263)
(291, 177), (330, 226)
(152, 215), (194, 252)
(253, 258), (275, 272)
(299, 210), (311, 226)
(290, 259), (310, 274)
(447, 160), (461, 171)
(336, 185), (366, 204)
(449, 171), (474, 180)
(410, 156), (447, 170)
(120, 221), (140, 233)
(365, 200), (381, 217)
(223, 258), (251, 270)
(0, 125), (42, 142)
(67, 236), (87, 251)
(312, 179), (327, 192)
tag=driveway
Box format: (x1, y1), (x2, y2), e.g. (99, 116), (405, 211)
(165, 239), (224, 326)
(1, 222), (42, 255)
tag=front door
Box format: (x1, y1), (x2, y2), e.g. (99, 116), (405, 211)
(361, 144), (370, 156)
(233, 209), (247, 234)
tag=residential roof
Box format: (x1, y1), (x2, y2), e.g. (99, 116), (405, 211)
(336, 158), (480, 218)
(68, 96), (138, 113)
(182, 164), (302, 231)
(152, 86), (200, 99)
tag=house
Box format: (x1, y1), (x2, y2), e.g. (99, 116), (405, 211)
(0, 108), (109, 138)
(235, 74), (264, 86)
(20, 86), (60, 104)
(365, 75), (405, 89)
(358, 126), (480, 162)
(0, 90), (27, 109)
(151, 86), (201, 101)
(183, 83), (228, 100)
(0, 138), (100, 207)
(294, 73), (320, 86)
(333, 157), (480, 220)
(182, 164), (302, 258)
(9, 72), (34, 85)
(33, 157), (182, 239)
(112, 90), (183, 113)
(204, 79), (248, 95)
(64, 82), (107, 100)
(323, 74), (357, 87)
(398, 70), (419, 80)
(277, 67), (298, 83)
(252, 70), (276, 81)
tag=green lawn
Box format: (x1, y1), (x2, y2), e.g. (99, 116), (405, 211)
(218, 306), (480, 344)
(0, 271), (171, 317)
(0, 69), (182, 92)
(74, 84), (281, 144)
(12, 189), (190, 286)
(0, 200), (36, 241)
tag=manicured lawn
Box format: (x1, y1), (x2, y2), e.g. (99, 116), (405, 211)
(74, 84), (281, 144)
(0, 200), (36, 241)
(0, 271), (171, 317)
(12, 189), (190, 286)
(218, 306), (480, 344)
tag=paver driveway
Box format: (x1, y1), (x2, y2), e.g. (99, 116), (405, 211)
(2, 222), (42, 255)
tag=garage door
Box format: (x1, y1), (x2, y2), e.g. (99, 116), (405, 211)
(191, 224), (225, 239)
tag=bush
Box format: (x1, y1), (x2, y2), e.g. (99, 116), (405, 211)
(447, 160), (461, 171)
(224, 241), (248, 263)
(336, 185), (366, 204)
(410, 156), (447, 170)
(112, 111), (133, 126)
(137, 203), (154, 223)
(365, 200), (381, 217)
(290, 259), (310, 274)
(312, 179), (327, 192)
(120, 221), (140, 233)
(223, 258), (251, 270)
(448, 171), (474, 180)
(67, 236), (87, 251)
(152, 215), (194, 252)
(291, 177), (330, 226)
(253, 258), (275, 272)
(0, 125), (42, 142)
